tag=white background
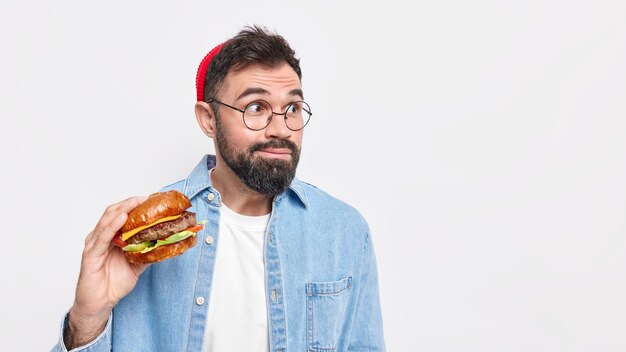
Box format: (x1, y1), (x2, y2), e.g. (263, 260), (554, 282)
(1, 0), (625, 351)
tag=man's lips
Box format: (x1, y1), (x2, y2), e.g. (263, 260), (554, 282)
(255, 148), (293, 160)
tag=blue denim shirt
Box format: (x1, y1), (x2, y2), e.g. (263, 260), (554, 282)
(53, 155), (385, 351)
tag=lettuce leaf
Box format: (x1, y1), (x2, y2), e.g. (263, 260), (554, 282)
(122, 230), (196, 253)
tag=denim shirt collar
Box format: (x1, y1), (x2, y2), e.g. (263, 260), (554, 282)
(180, 154), (309, 208)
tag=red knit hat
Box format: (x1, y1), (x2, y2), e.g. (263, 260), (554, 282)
(195, 42), (225, 101)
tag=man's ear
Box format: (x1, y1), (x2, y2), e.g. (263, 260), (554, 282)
(195, 101), (217, 138)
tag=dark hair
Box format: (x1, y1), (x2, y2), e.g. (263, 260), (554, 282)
(203, 25), (302, 104)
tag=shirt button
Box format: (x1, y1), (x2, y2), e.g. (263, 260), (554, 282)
(272, 289), (279, 303)
(205, 236), (214, 245)
(207, 193), (215, 201)
(196, 297), (205, 305)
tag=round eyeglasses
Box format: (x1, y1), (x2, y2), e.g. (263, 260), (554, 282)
(207, 99), (312, 131)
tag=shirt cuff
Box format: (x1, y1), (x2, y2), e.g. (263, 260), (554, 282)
(52, 309), (113, 352)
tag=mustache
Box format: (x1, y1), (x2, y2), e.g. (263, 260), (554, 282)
(249, 139), (299, 154)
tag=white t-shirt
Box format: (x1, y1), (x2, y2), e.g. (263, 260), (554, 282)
(203, 203), (270, 352)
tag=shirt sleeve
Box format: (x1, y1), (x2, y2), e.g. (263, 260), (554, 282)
(50, 310), (113, 352)
(348, 231), (387, 351)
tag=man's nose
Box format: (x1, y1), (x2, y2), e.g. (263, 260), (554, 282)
(264, 112), (292, 139)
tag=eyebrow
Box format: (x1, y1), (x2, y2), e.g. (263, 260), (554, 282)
(236, 87), (304, 101)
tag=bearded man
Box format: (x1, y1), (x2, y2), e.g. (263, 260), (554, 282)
(53, 25), (385, 352)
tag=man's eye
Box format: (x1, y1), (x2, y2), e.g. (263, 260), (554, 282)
(245, 102), (267, 115)
(286, 102), (302, 115)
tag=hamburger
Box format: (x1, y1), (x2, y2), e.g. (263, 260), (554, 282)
(112, 190), (204, 264)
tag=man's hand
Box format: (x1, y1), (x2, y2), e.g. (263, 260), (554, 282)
(64, 196), (148, 349)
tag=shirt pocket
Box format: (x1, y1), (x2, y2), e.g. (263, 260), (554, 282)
(306, 276), (352, 351)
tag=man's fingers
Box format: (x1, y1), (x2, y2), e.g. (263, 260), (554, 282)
(100, 196), (147, 223)
(95, 196), (147, 232)
(111, 196), (149, 215)
(87, 196), (148, 251)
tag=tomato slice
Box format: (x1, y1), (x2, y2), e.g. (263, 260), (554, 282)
(112, 233), (128, 248)
(186, 223), (205, 233)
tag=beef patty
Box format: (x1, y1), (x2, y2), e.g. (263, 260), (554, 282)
(127, 211), (196, 244)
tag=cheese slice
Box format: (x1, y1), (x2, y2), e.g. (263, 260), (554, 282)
(121, 214), (182, 241)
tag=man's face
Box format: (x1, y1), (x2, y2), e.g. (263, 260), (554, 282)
(214, 62), (304, 196)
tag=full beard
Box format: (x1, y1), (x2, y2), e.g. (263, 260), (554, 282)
(216, 123), (300, 197)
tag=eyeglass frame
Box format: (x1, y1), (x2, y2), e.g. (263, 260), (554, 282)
(206, 98), (312, 131)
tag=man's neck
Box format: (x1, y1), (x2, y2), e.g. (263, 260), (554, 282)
(210, 164), (273, 216)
